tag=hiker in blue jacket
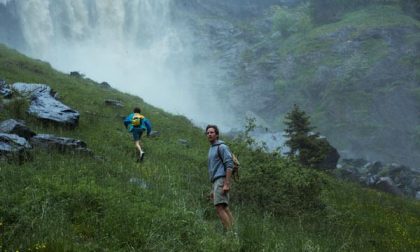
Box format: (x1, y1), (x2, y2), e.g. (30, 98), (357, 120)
(206, 124), (234, 230)
(123, 107), (151, 161)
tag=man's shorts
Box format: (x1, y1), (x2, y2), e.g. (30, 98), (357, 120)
(213, 177), (229, 206)
(132, 127), (144, 141)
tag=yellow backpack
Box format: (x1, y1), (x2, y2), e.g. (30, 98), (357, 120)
(217, 144), (240, 181)
(132, 113), (144, 127)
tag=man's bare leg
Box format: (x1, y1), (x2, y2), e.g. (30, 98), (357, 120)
(216, 204), (233, 230)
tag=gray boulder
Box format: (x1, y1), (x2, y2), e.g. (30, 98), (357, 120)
(129, 177), (150, 189)
(0, 133), (32, 162)
(0, 119), (36, 139)
(0, 79), (12, 98)
(104, 99), (124, 107)
(149, 131), (160, 137)
(30, 134), (92, 155)
(373, 177), (403, 196)
(321, 146), (340, 170)
(12, 83), (80, 128)
(178, 139), (190, 147)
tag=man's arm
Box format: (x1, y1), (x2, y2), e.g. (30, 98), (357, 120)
(223, 168), (232, 194)
(123, 114), (132, 128)
(221, 144), (234, 194)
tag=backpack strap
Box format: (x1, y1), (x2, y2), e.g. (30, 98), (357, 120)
(217, 144), (228, 171)
(211, 144), (224, 181)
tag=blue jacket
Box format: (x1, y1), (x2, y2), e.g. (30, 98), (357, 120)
(207, 140), (234, 183)
(123, 113), (152, 135)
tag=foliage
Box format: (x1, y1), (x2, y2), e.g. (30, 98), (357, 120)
(231, 117), (325, 216)
(283, 104), (333, 169)
(309, 0), (401, 24)
(271, 4), (312, 37)
(309, 0), (419, 24)
(234, 153), (325, 216)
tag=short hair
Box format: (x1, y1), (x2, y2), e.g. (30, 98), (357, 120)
(206, 124), (219, 138)
(133, 107), (141, 113)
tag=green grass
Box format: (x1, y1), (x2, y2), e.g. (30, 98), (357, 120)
(1, 44), (420, 251)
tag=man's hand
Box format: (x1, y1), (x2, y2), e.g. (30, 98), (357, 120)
(222, 183), (230, 194)
(209, 191), (214, 201)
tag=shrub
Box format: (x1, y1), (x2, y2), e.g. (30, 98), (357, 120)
(271, 5), (312, 37)
(234, 155), (325, 216)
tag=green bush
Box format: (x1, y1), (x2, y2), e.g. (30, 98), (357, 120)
(271, 5), (312, 37)
(234, 154), (325, 216)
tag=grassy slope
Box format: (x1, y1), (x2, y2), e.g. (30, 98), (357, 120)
(1, 44), (420, 251)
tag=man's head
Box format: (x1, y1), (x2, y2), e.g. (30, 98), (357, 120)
(133, 107), (141, 113)
(206, 124), (219, 143)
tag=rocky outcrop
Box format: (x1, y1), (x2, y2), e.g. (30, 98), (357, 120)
(316, 138), (340, 170)
(0, 118), (92, 162)
(12, 83), (80, 128)
(336, 158), (420, 199)
(30, 134), (92, 155)
(0, 119), (36, 139)
(0, 133), (32, 162)
(0, 79), (12, 98)
(104, 99), (124, 107)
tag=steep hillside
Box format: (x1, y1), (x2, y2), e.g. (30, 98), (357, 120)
(1, 45), (420, 251)
(175, 1), (420, 169)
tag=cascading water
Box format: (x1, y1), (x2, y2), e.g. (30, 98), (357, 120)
(0, 0), (235, 128)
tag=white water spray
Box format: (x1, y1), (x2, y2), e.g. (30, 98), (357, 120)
(0, 0), (236, 128)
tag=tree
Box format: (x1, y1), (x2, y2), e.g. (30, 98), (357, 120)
(283, 104), (338, 169)
(283, 104), (315, 155)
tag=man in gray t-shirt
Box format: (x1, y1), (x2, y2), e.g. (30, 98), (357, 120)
(206, 124), (234, 230)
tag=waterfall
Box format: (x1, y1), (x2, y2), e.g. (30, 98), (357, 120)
(0, 0), (236, 128)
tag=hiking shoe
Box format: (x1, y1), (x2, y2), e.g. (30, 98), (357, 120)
(140, 151), (145, 161)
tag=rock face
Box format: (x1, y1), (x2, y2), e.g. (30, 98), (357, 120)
(175, 2), (420, 169)
(12, 83), (80, 128)
(336, 158), (420, 199)
(0, 79), (12, 98)
(104, 99), (124, 107)
(316, 138), (340, 170)
(30, 134), (92, 155)
(0, 133), (32, 162)
(0, 119), (36, 139)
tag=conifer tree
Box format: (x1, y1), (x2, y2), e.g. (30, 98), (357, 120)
(283, 104), (326, 167)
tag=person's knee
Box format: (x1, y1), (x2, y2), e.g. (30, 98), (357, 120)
(215, 204), (227, 213)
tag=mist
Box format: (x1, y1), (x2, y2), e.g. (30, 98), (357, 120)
(0, 0), (238, 129)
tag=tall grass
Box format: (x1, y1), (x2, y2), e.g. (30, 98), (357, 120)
(1, 44), (419, 251)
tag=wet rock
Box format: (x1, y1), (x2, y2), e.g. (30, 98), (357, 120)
(12, 83), (80, 128)
(0, 79), (12, 98)
(0, 133), (32, 162)
(178, 139), (190, 147)
(30, 134), (92, 155)
(373, 177), (403, 196)
(148, 131), (160, 137)
(0, 119), (36, 139)
(104, 99), (124, 107)
(337, 158), (420, 199)
(317, 139), (340, 170)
